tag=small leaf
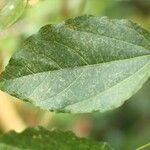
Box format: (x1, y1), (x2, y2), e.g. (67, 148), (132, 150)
(0, 127), (114, 150)
(0, 15), (150, 113)
(0, 0), (27, 29)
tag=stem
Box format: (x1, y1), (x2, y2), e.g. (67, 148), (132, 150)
(136, 142), (150, 150)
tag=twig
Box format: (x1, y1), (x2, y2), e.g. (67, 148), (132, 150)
(136, 142), (150, 150)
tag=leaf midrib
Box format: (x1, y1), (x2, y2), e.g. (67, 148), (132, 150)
(1, 54), (149, 82)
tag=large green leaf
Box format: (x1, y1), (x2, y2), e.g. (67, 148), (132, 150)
(0, 15), (150, 113)
(0, 127), (114, 150)
(0, 0), (27, 29)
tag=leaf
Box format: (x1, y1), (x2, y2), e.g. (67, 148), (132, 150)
(0, 127), (114, 150)
(0, 15), (150, 113)
(0, 0), (27, 29)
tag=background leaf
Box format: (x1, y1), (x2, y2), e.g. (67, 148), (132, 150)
(0, 0), (27, 30)
(0, 127), (114, 150)
(0, 15), (150, 113)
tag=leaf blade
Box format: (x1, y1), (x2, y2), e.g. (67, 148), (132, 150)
(0, 127), (114, 150)
(0, 15), (150, 113)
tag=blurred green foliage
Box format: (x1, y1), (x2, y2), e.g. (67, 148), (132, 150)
(0, 0), (150, 150)
(0, 0), (27, 30)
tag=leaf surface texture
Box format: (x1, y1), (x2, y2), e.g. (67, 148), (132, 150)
(0, 15), (150, 113)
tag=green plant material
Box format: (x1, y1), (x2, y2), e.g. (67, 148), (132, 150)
(0, 127), (114, 150)
(0, 0), (27, 30)
(0, 15), (150, 113)
(136, 142), (150, 150)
